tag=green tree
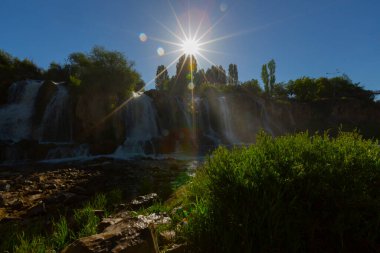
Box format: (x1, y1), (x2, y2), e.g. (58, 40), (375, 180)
(241, 79), (262, 94)
(261, 64), (269, 94)
(155, 65), (169, 91)
(44, 62), (70, 82)
(228, 63), (238, 85)
(268, 59), (276, 92)
(206, 65), (226, 85)
(261, 59), (276, 96)
(68, 46), (140, 99)
(194, 69), (206, 87)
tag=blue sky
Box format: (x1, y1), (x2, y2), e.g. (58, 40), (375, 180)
(0, 0), (379, 90)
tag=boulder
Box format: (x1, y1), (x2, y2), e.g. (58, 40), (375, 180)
(61, 213), (170, 253)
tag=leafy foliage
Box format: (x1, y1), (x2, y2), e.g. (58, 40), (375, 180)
(67, 46), (141, 99)
(287, 76), (374, 101)
(0, 50), (43, 104)
(180, 132), (380, 252)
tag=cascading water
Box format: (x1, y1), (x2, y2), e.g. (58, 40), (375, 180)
(201, 99), (220, 144)
(218, 96), (239, 144)
(114, 92), (159, 158)
(39, 84), (72, 143)
(175, 97), (192, 129)
(0, 80), (42, 142)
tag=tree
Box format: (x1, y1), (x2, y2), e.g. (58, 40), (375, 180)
(194, 69), (206, 87)
(155, 65), (169, 91)
(174, 54), (197, 94)
(68, 46), (141, 99)
(228, 64), (238, 85)
(261, 64), (269, 94)
(261, 59), (276, 96)
(241, 79), (262, 94)
(206, 65), (226, 85)
(44, 62), (70, 82)
(268, 59), (276, 92)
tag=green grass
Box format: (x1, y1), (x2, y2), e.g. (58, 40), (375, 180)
(175, 131), (380, 253)
(0, 189), (125, 253)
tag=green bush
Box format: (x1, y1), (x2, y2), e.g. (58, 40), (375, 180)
(183, 131), (380, 252)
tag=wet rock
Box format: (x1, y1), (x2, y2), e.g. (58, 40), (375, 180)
(130, 193), (159, 210)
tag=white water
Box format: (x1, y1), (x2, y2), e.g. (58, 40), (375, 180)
(218, 96), (239, 144)
(114, 92), (159, 158)
(0, 81), (42, 142)
(175, 97), (192, 129)
(202, 99), (220, 144)
(39, 84), (72, 143)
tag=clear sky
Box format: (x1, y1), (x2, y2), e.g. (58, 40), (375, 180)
(1, 0), (379, 90)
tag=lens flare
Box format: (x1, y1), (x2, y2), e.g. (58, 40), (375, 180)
(139, 33), (148, 42)
(157, 47), (165, 56)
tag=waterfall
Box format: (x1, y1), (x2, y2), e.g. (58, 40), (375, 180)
(114, 92), (159, 158)
(0, 81), (42, 142)
(175, 97), (192, 129)
(218, 96), (238, 144)
(39, 84), (72, 143)
(201, 99), (220, 144)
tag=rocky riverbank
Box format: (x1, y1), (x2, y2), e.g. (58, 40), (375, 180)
(0, 158), (191, 222)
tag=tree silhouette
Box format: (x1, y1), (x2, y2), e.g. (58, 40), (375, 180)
(155, 65), (169, 91)
(173, 54), (197, 94)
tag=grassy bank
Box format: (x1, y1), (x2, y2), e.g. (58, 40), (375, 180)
(170, 131), (380, 252)
(0, 189), (123, 253)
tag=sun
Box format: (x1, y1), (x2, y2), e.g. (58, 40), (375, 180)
(182, 39), (200, 56)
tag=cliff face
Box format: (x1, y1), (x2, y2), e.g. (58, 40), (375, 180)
(0, 81), (379, 162)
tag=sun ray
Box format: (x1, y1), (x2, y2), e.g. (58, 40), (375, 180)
(199, 24), (274, 47)
(149, 36), (183, 47)
(197, 12), (228, 42)
(168, 0), (188, 41)
(153, 18), (185, 43)
(198, 48), (231, 56)
(193, 2), (211, 40)
(197, 51), (226, 74)
(175, 54), (188, 84)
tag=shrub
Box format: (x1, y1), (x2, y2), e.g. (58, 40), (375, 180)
(183, 131), (380, 252)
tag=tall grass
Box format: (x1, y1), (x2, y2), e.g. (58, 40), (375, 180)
(0, 189), (124, 253)
(181, 131), (380, 252)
